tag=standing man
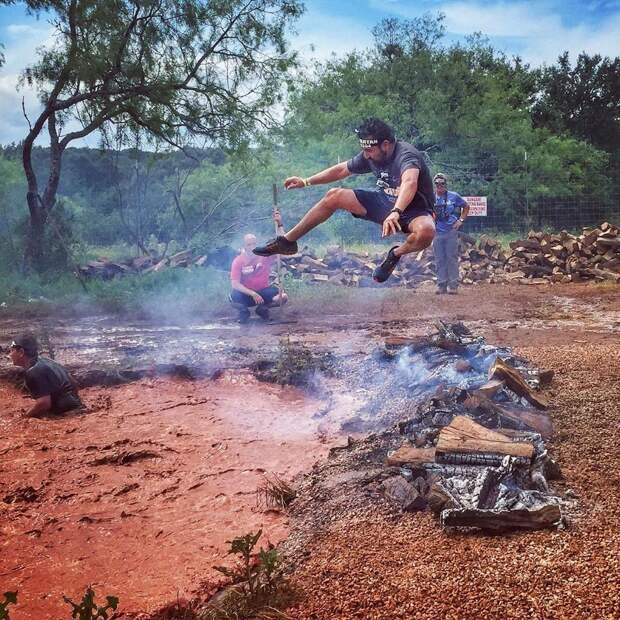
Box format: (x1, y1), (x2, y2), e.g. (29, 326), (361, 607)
(253, 118), (435, 283)
(8, 333), (83, 417)
(432, 173), (469, 294)
(230, 209), (288, 323)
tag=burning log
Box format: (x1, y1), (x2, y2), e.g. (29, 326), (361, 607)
(440, 504), (562, 531)
(435, 416), (534, 460)
(462, 394), (553, 439)
(382, 476), (427, 512)
(489, 358), (549, 410)
(386, 445), (436, 466)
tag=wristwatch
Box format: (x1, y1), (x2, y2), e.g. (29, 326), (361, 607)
(390, 207), (403, 215)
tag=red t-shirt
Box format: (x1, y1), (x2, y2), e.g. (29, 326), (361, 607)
(230, 253), (275, 291)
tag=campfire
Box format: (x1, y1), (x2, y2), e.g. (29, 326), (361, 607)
(290, 321), (567, 534)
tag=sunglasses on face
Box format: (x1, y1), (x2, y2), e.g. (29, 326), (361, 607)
(434, 181), (446, 186)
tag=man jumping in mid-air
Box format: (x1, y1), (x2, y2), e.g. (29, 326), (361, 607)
(253, 117), (436, 283)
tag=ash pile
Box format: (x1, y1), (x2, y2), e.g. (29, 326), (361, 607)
(307, 322), (568, 534)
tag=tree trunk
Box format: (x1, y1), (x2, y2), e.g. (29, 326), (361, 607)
(22, 113), (64, 272)
(24, 191), (47, 271)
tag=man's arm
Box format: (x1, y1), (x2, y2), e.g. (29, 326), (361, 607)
(284, 161), (351, 190)
(231, 279), (265, 304)
(453, 196), (470, 230)
(25, 395), (52, 417)
(274, 208), (285, 234)
(382, 167), (420, 237)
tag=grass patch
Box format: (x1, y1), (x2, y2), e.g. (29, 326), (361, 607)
(0, 267), (231, 319)
(257, 475), (296, 510)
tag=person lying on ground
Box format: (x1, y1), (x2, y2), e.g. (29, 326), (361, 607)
(433, 172), (469, 295)
(8, 333), (83, 417)
(230, 209), (288, 323)
(253, 117), (436, 283)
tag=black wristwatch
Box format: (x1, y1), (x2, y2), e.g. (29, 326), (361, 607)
(389, 207), (403, 216)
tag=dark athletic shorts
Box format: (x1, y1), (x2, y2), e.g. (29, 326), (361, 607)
(230, 285), (279, 307)
(352, 188), (433, 232)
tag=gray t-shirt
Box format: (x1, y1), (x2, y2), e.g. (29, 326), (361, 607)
(347, 140), (434, 213)
(25, 357), (82, 414)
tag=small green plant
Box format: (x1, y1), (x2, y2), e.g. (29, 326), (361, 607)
(203, 530), (293, 619)
(0, 592), (17, 620)
(214, 530), (276, 598)
(63, 586), (119, 619)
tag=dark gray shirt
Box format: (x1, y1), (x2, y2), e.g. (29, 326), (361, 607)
(347, 140), (434, 213)
(25, 357), (82, 414)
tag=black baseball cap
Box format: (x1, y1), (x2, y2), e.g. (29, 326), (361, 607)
(10, 334), (39, 357)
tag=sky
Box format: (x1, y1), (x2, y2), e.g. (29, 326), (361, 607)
(1, 0), (620, 146)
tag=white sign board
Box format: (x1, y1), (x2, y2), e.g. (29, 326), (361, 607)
(463, 196), (487, 217)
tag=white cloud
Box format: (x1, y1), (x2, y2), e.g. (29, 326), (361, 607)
(367, 0), (620, 65)
(0, 22), (55, 143)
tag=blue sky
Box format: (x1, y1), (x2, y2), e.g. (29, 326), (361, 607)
(1, 0), (620, 145)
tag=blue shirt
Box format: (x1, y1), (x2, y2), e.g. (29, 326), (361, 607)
(434, 190), (466, 234)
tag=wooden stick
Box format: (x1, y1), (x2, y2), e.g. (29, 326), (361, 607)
(272, 183), (284, 311)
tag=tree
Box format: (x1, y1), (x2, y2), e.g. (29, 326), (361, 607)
(533, 52), (620, 156)
(4, 0), (303, 270)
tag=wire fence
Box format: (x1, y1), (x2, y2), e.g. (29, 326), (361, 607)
(294, 170), (620, 247)
(463, 195), (619, 236)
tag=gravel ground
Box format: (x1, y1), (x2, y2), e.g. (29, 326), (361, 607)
(283, 342), (620, 620)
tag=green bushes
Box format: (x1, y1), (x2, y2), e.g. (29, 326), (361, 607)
(0, 267), (231, 319)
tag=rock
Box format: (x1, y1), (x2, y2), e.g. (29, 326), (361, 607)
(382, 476), (427, 512)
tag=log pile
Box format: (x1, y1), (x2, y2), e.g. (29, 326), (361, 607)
(374, 323), (566, 532)
(498, 221), (620, 284)
(78, 222), (619, 287)
(280, 239), (506, 288)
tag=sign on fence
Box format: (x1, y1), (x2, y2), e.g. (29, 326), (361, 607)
(464, 196), (487, 217)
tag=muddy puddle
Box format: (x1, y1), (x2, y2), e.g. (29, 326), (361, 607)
(0, 373), (342, 619)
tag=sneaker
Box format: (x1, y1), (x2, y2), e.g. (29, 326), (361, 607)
(255, 305), (270, 320)
(436, 286), (448, 295)
(238, 308), (250, 324)
(373, 246), (401, 283)
(253, 236), (298, 257)
(448, 288), (458, 295)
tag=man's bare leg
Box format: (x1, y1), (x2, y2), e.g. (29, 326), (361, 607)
(284, 188), (366, 242)
(372, 214), (435, 283)
(393, 214), (436, 257)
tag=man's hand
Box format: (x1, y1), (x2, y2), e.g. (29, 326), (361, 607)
(273, 208), (282, 226)
(284, 176), (306, 190)
(382, 212), (402, 238)
(252, 292), (265, 305)
(453, 219), (463, 230)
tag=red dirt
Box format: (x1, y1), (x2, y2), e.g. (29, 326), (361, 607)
(0, 282), (618, 618)
(0, 373), (333, 619)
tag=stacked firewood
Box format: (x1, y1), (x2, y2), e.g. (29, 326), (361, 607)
(78, 222), (619, 286)
(280, 237), (509, 288)
(498, 222), (620, 284)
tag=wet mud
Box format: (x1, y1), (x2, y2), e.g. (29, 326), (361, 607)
(0, 374), (338, 618)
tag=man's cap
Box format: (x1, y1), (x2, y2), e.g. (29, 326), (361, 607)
(433, 173), (448, 183)
(10, 333), (39, 357)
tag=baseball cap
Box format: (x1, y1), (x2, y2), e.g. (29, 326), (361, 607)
(10, 334), (39, 357)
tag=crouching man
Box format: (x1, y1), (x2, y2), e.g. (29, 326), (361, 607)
(8, 334), (83, 417)
(230, 209), (288, 323)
